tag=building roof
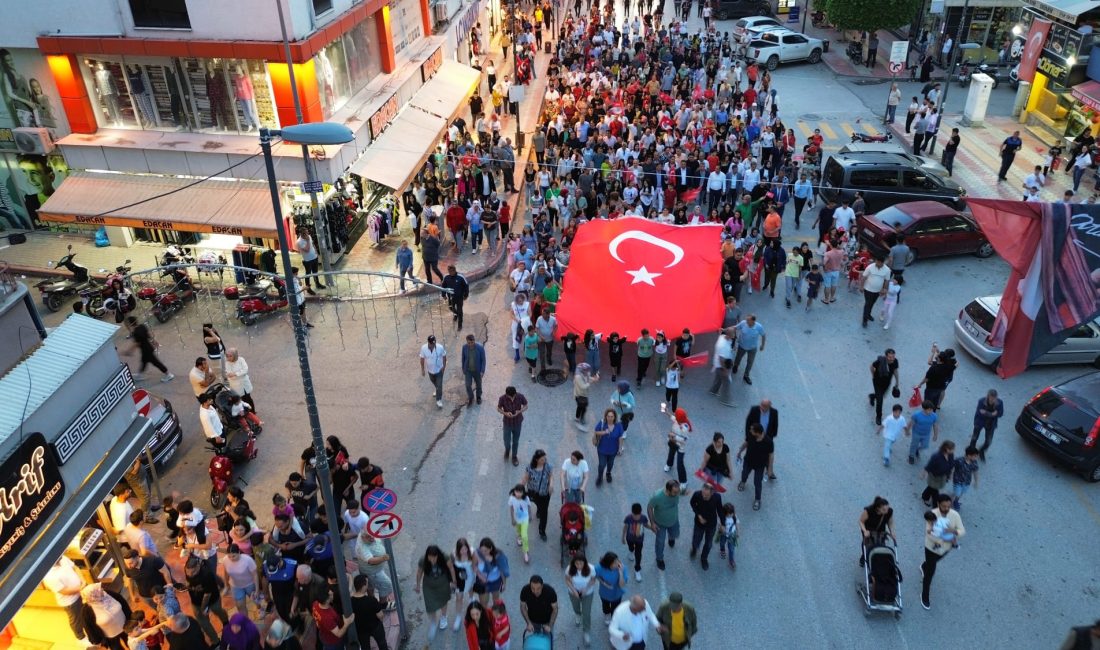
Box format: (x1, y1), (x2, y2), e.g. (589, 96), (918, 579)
(0, 315), (119, 444)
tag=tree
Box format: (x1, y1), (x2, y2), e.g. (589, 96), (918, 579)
(824, 0), (921, 33)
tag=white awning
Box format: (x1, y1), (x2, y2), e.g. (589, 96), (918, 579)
(1022, 0), (1097, 22)
(410, 59), (482, 121)
(349, 107), (445, 191)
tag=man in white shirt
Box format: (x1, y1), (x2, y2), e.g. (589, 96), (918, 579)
(1022, 165), (1045, 198)
(706, 168), (727, 213)
(833, 200), (856, 232)
(1024, 186), (1042, 202)
(608, 595), (665, 650)
(419, 335), (447, 408)
(341, 501), (370, 540)
(189, 357), (215, 400)
(199, 393), (225, 445)
(708, 328), (734, 403)
(121, 510), (160, 557)
(741, 161), (761, 194)
(109, 484), (134, 533)
(860, 257), (892, 328)
(43, 557), (87, 641)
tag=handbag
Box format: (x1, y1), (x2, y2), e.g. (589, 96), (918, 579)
(591, 429), (602, 447)
(908, 387), (923, 409)
(891, 386), (901, 399)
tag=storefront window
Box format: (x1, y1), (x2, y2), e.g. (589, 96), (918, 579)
(344, 20), (383, 91)
(315, 41), (352, 118)
(81, 56), (278, 134)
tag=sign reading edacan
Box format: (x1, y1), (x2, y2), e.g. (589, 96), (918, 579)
(0, 433), (65, 573)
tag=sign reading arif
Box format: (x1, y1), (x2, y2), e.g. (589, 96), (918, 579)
(0, 433), (65, 573)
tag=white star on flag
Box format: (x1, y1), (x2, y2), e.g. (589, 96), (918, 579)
(626, 266), (662, 285)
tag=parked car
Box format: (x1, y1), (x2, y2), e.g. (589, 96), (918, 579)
(1015, 372), (1100, 482)
(136, 390), (183, 471)
(820, 152), (967, 213)
(836, 141), (950, 177)
(857, 201), (993, 263)
(747, 29), (825, 70)
(953, 295), (1100, 370)
(731, 13), (779, 31)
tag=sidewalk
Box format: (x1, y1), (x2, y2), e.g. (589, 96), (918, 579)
(883, 115), (1080, 202)
(1, 40), (550, 290)
(803, 20), (907, 79)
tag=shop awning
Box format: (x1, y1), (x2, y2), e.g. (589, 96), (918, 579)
(38, 171), (282, 238)
(1022, 0), (1099, 22)
(1072, 80), (1100, 110)
(410, 60), (482, 122)
(349, 107), (445, 191)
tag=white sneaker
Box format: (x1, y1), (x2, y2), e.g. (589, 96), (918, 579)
(436, 399), (444, 408)
(584, 632), (591, 645)
(663, 465), (671, 472)
(679, 483), (687, 490)
(453, 617), (462, 631)
(656, 380), (662, 386)
(132, 373), (147, 381)
(634, 570), (642, 581)
(439, 616), (448, 629)
(161, 373), (175, 382)
(883, 324), (890, 330)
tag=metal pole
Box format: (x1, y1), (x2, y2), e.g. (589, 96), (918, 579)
(276, 0), (334, 274)
(801, 0), (808, 34)
(513, 4), (521, 147)
(937, 0), (970, 114)
(144, 447), (163, 506)
(383, 538), (408, 639)
(259, 128), (359, 650)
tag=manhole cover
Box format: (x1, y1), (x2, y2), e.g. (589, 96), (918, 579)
(537, 368), (569, 386)
(800, 113), (823, 120)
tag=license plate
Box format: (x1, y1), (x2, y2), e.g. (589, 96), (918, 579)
(963, 321), (980, 337)
(1034, 423), (1060, 444)
(160, 443), (178, 464)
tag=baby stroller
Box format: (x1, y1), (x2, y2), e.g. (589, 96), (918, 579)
(523, 628), (552, 650)
(857, 534), (903, 618)
(559, 500), (587, 567)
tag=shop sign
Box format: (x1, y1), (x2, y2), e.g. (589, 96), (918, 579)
(422, 48), (444, 83)
(41, 213), (274, 239)
(52, 366), (134, 465)
(370, 95), (400, 138)
(1038, 53), (1070, 83)
(1022, 0), (1081, 25)
(0, 433), (66, 574)
(456, 0), (482, 44)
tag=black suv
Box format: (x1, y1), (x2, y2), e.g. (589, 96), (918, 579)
(715, 0), (773, 20)
(820, 152), (967, 213)
(1015, 372), (1100, 482)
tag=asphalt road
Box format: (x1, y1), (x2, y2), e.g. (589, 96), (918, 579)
(35, 25), (1100, 650)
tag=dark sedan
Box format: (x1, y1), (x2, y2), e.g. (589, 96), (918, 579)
(857, 201), (994, 265)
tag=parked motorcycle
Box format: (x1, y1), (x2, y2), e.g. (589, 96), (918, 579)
(83, 260), (132, 319)
(1010, 63), (1019, 90)
(137, 268), (195, 323)
(810, 11), (828, 28)
(956, 60), (972, 87)
(851, 131), (893, 144)
(159, 244), (195, 268)
(223, 278), (288, 326)
(35, 245), (99, 312)
(846, 41), (864, 66)
(203, 382), (258, 509)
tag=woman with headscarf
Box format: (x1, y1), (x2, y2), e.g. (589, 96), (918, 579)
(220, 612), (260, 650)
(79, 583), (130, 650)
(610, 381), (636, 451)
(573, 362), (598, 425)
(664, 407), (692, 488)
(264, 618), (302, 650)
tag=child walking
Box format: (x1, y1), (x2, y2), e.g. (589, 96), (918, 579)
(804, 264), (824, 311)
(607, 332), (626, 381)
(877, 403), (907, 467)
(508, 484), (532, 563)
(717, 503), (739, 569)
(491, 599), (511, 650)
(664, 360), (682, 412)
(523, 325), (540, 381)
(881, 277), (902, 330)
(653, 331), (669, 387)
(620, 503), (649, 581)
(951, 446), (980, 509)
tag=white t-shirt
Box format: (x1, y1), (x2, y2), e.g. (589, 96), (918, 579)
(861, 263), (892, 293)
(343, 510), (370, 535)
(42, 558), (84, 606)
(881, 414), (907, 441)
(508, 496), (531, 523)
(419, 343), (447, 374)
(200, 405), (223, 440)
(833, 206), (856, 231)
(110, 497), (133, 533)
(665, 367), (680, 389)
(568, 565), (597, 595)
(189, 366), (208, 397)
(562, 459), (589, 489)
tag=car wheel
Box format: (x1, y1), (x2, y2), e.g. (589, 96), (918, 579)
(716, 8), (727, 19)
(767, 55), (779, 71)
(975, 241), (995, 258)
(808, 48), (822, 64)
(1085, 460), (1100, 483)
(905, 249), (916, 266)
(1093, 354), (1100, 370)
(990, 357), (1001, 373)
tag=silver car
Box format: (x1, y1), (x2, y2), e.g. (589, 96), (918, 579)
(954, 296), (1100, 370)
(836, 142), (950, 177)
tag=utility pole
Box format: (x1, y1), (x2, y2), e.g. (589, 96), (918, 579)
(276, 0), (334, 274)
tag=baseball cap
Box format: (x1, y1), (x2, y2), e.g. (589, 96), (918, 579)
(669, 592), (683, 604)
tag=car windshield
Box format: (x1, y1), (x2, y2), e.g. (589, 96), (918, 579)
(872, 206), (916, 230)
(963, 300), (996, 333)
(1034, 391), (1098, 440)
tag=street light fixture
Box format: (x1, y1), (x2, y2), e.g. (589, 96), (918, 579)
(258, 122), (360, 647)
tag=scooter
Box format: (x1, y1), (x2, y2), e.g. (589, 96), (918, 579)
(83, 260), (132, 318)
(956, 60), (971, 86)
(223, 278), (288, 326)
(203, 382), (258, 509)
(137, 268), (195, 323)
(35, 245), (100, 312)
(851, 131), (893, 143)
(846, 41), (864, 66)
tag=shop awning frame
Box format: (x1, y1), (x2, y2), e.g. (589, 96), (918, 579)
(37, 171), (282, 239)
(1071, 80), (1100, 110)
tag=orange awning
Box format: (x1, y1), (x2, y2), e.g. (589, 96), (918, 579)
(38, 171), (281, 238)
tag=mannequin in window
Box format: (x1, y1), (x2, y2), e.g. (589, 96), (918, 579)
(164, 61), (188, 129)
(232, 64), (257, 130)
(205, 62), (232, 130)
(317, 50), (335, 111)
(127, 65), (155, 127)
(93, 62), (122, 125)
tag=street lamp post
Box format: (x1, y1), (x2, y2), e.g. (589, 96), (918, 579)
(937, 0), (972, 114)
(258, 122), (359, 650)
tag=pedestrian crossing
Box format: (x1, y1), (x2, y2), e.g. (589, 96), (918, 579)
(794, 119), (886, 148)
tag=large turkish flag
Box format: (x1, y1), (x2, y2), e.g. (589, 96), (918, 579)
(556, 217), (725, 337)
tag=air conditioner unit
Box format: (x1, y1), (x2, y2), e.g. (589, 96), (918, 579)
(432, 2), (448, 26)
(13, 128), (54, 155)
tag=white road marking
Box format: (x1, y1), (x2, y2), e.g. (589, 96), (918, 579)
(478, 458), (490, 476)
(472, 493), (482, 512)
(783, 330), (822, 420)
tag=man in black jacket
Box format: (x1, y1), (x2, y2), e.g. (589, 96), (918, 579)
(441, 265), (470, 329)
(745, 399), (779, 480)
(688, 482), (723, 570)
(183, 556), (229, 645)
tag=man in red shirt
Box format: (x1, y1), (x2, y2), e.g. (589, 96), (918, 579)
(445, 200), (468, 252)
(312, 587), (354, 649)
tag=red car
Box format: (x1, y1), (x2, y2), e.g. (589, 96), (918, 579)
(856, 201), (994, 265)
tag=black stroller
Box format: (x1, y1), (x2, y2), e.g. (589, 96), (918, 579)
(857, 533), (903, 618)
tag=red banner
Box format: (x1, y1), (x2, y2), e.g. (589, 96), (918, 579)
(556, 218), (724, 337)
(1018, 18), (1051, 84)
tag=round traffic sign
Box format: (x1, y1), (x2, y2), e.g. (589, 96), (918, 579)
(363, 487), (398, 513)
(132, 389), (151, 417)
(888, 61), (903, 74)
(367, 512), (403, 539)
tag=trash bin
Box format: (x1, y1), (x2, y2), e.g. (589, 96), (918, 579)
(823, 40), (830, 53)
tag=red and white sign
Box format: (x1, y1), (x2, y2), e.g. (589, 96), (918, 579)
(888, 61), (903, 74)
(132, 389), (151, 418)
(366, 512), (403, 539)
(1018, 18), (1052, 84)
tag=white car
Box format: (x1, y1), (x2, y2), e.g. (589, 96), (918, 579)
(733, 15), (782, 37)
(953, 295), (1100, 370)
(748, 29), (825, 70)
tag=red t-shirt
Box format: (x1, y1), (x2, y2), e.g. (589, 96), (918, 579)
(312, 603), (342, 645)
